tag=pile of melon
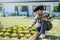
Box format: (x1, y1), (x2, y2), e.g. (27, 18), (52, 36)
(0, 25), (36, 40)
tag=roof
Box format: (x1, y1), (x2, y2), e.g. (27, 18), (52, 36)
(0, 0), (59, 2)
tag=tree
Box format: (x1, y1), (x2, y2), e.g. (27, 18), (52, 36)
(54, 6), (58, 12)
(54, 3), (60, 12)
(58, 3), (60, 12)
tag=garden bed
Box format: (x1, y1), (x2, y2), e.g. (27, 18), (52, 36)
(0, 25), (36, 40)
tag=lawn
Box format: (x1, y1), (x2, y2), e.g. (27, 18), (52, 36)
(0, 17), (34, 28)
(0, 17), (60, 40)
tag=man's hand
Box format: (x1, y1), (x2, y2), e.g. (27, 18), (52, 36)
(42, 17), (48, 21)
(42, 18), (52, 22)
(24, 25), (32, 31)
(24, 28), (28, 31)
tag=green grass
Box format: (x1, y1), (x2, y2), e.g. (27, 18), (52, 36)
(44, 19), (60, 40)
(0, 17), (34, 28)
(0, 17), (60, 40)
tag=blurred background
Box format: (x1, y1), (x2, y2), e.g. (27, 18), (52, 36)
(0, 0), (60, 40)
(0, 0), (59, 17)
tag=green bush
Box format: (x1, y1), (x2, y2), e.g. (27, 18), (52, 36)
(2, 13), (6, 17)
(54, 6), (58, 12)
(54, 3), (60, 12)
(10, 13), (17, 16)
(58, 3), (60, 12)
(51, 13), (56, 18)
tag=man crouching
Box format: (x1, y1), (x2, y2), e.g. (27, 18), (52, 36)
(25, 6), (52, 39)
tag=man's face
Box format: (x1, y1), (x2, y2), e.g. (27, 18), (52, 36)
(36, 10), (42, 15)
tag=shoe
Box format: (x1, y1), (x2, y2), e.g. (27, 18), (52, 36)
(39, 34), (45, 38)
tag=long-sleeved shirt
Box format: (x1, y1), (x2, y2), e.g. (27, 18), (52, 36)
(28, 12), (52, 28)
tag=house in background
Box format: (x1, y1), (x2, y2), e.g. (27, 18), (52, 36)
(0, 0), (59, 17)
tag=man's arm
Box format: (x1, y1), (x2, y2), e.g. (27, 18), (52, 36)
(30, 17), (37, 26)
(26, 15), (38, 30)
(42, 17), (53, 22)
(42, 17), (48, 21)
(42, 12), (53, 22)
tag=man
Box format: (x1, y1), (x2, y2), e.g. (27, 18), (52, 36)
(25, 6), (52, 39)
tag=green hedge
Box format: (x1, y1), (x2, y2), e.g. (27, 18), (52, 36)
(54, 3), (60, 12)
